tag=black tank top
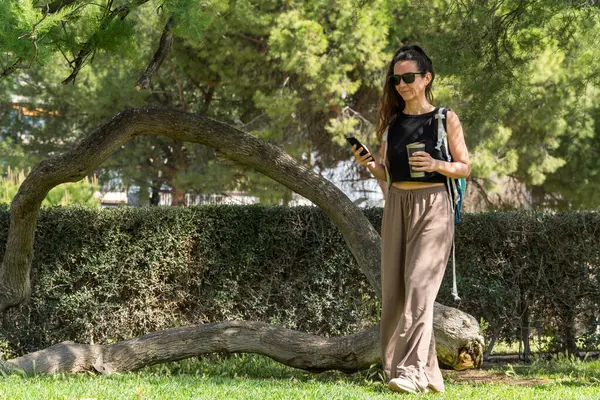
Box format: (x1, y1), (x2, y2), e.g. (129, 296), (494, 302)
(386, 107), (447, 183)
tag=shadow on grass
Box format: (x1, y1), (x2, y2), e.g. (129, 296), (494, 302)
(137, 353), (386, 385)
(138, 353), (600, 380)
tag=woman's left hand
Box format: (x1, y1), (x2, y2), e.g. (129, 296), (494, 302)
(409, 151), (439, 173)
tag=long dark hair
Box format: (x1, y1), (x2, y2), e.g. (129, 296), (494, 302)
(375, 45), (435, 142)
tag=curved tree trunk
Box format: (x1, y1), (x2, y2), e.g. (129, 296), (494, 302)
(0, 108), (484, 373)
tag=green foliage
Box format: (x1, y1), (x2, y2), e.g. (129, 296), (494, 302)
(269, 10), (329, 80)
(0, 139), (31, 175)
(1, 0), (600, 209)
(0, 0), (138, 70)
(164, 0), (231, 43)
(0, 168), (100, 207)
(0, 0), (392, 205)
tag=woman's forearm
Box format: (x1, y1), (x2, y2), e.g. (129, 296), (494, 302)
(434, 160), (470, 179)
(366, 159), (469, 181)
(367, 162), (387, 181)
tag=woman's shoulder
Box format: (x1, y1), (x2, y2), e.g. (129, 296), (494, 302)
(440, 108), (463, 135)
(445, 109), (460, 123)
(438, 106), (456, 116)
(436, 107), (459, 124)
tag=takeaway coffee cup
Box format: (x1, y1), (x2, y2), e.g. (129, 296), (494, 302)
(406, 142), (426, 178)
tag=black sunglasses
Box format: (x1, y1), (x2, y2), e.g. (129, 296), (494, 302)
(389, 72), (425, 85)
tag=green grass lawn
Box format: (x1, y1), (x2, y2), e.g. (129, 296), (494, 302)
(1, 353), (599, 399)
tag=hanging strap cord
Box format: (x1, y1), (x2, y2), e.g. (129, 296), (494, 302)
(435, 108), (461, 303)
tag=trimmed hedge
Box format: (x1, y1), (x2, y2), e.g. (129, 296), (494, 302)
(0, 204), (598, 356)
(0, 204), (381, 356)
(441, 211), (600, 354)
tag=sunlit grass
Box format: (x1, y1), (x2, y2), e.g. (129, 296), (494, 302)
(1, 353), (599, 399)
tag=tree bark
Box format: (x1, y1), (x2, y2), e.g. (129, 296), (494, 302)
(0, 108), (484, 373)
(434, 303), (484, 370)
(135, 17), (176, 91)
(0, 303), (482, 376)
(483, 334), (498, 361)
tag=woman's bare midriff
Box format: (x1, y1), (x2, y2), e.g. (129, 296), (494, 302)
(391, 181), (445, 190)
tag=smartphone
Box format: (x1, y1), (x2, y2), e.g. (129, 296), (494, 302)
(346, 136), (375, 162)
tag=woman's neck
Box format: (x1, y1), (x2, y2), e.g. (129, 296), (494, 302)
(403, 99), (435, 115)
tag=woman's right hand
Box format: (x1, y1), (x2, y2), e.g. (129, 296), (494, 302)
(352, 144), (377, 168)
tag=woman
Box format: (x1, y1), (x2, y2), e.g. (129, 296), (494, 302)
(351, 45), (470, 394)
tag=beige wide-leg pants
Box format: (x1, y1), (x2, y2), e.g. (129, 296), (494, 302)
(380, 185), (454, 393)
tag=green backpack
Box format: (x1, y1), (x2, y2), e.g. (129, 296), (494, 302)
(434, 108), (467, 225)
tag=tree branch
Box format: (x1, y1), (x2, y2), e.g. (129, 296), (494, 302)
(236, 33), (268, 52)
(0, 321), (379, 375)
(18, 5), (49, 67)
(42, 0), (81, 14)
(135, 17), (176, 90)
(1, 303), (482, 375)
(469, 178), (495, 210)
(62, 0), (151, 85)
(1, 58), (23, 78)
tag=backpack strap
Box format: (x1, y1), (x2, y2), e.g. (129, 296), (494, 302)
(382, 125), (392, 192)
(435, 107), (461, 303)
(434, 108), (447, 155)
(435, 107), (452, 162)
(436, 108), (460, 205)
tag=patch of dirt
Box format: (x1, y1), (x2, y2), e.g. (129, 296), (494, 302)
(442, 368), (550, 386)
